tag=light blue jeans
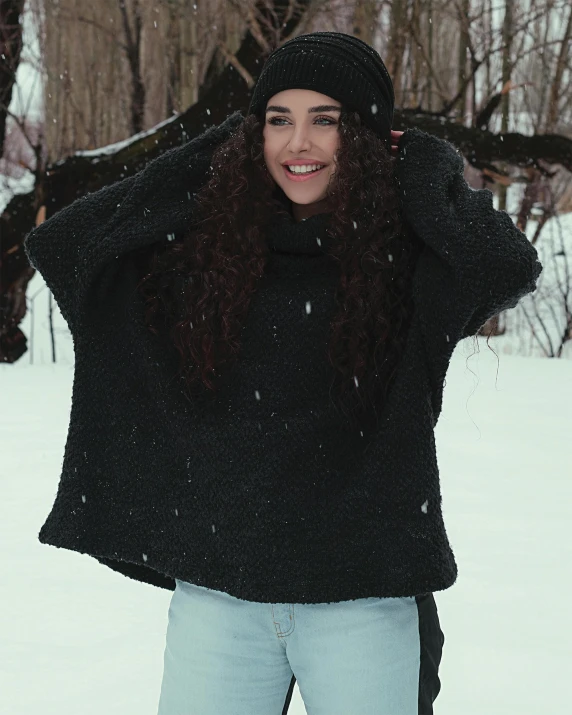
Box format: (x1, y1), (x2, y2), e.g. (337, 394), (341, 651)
(157, 578), (443, 714)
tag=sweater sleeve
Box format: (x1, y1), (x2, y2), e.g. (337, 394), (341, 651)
(23, 110), (244, 331)
(395, 127), (543, 340)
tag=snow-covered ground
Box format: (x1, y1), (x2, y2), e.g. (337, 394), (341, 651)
(1, 334), (571, 714)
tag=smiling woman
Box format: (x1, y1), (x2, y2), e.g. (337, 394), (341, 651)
(262, 90), (342, 220)
(132, 40), (438, 711)
(137, 90), (421, 427)
(22, 26), (542, 715)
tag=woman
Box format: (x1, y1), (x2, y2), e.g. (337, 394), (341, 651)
(24, 31), (542, 715)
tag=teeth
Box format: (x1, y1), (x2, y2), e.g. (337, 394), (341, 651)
(286, 164), (325, 174)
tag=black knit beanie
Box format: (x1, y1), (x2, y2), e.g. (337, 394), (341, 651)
(248, 31), (395, 148)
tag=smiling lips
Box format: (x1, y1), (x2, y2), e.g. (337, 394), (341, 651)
(282, 162), (327, 182)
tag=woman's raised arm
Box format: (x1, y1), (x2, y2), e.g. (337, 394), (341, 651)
(23, 110), (244, 331)
(395, 127), (542, 341)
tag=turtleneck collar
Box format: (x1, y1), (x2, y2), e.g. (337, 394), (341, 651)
(266, 210), (333, 256)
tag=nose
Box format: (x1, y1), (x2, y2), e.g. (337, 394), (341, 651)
(286, 124), (312, 153)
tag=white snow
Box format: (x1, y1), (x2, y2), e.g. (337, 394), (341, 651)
(1, 337), (570, 714)
(73, 113), (180, 161)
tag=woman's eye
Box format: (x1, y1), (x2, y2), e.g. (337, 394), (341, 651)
(267, 116), (337, 126)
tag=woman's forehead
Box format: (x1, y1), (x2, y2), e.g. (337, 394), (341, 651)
(266, 88), (341, 109)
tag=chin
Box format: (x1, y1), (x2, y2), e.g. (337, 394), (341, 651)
(280, 187), (328, 205)
(285, 195), (324, 205)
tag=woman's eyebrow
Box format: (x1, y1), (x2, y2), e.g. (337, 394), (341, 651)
(265, 105), (342, 114)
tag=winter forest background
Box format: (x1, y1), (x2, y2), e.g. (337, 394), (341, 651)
(1, 1), (571, 713)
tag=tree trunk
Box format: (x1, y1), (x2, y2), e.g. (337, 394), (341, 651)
(456, 0), (470, 122)
(119, 0), (146, 135)
(479, 0), (513, 338)
(387, 0), (406, 103)
(498, 0), (513, 213)
(545, 3), (571, 132)
(351, 0), (377, 46)
(0, 0), (25, 155)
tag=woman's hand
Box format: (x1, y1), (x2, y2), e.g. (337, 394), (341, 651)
(390, 129), (404, 155)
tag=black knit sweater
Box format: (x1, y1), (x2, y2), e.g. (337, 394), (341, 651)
(24, 111), (542, 603)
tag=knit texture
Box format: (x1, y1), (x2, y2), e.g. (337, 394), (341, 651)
(24, 112), (542, 603)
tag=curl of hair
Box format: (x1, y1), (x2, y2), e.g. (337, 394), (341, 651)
(136, 109), (425, 429)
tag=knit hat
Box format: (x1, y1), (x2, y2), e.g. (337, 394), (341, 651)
(248, 31), (395, 148)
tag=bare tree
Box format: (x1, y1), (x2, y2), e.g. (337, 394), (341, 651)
(0, 0), (25, 154)
(352, 0), (377, 45)
(118, 0), (145, 134)
(0, 0), (33, 363)
(2, 0), (572, 363)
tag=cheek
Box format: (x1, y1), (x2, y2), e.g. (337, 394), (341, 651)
(263, 141), (282, 182)
(328, 135), (340, 162)
(262, 133), (276, 164)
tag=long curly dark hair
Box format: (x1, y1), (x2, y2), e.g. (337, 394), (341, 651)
(136, 108), (424, 428)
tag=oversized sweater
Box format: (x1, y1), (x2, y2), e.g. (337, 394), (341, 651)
(23, 110), (542, 603)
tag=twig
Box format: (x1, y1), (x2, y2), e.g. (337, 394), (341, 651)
(217, 41), (254, 88)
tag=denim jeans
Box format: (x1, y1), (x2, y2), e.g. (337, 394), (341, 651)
(157, 578), (444, 715)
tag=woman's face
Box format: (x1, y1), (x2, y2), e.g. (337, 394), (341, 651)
(262, 89), (341, 221)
